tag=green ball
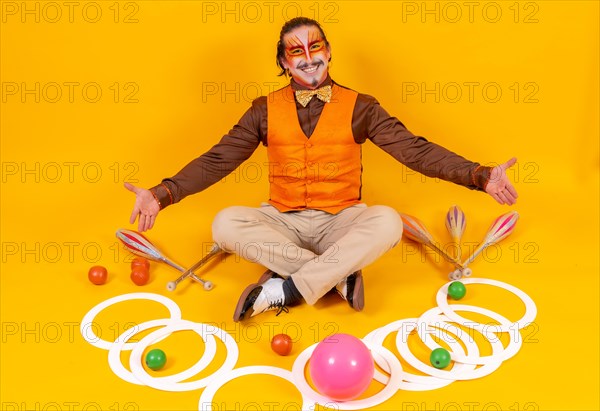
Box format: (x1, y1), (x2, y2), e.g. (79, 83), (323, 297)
(430, 347), (451, 369)
(145, 348), (167, 371)
(447, 281), (467, 300)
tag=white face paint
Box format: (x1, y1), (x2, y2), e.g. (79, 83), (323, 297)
(281, 25), (331, 89)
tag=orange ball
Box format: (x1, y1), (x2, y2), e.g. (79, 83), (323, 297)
(271, 334), (293, 356)
(88, 266), (108, 285)
(130, 268), (150, 286)
(131, 257), (150, 271)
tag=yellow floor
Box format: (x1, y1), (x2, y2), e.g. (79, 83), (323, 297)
(2, 1), (599, 410)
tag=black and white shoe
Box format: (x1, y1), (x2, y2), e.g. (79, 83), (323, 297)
(233, 277), (289, 322)
(335, 270), (364, 311)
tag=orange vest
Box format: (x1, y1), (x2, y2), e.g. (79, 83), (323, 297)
(266, 84), (362, 214)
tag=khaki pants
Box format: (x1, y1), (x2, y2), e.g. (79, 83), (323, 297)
(212, 203), (403, 305)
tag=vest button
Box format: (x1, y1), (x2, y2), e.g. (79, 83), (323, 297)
(307, 180), (312, 185)
(305, 142), (312, 148)
(306, 197), (312, 203)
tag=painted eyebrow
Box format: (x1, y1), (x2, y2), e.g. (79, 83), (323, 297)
(285, 35), (304, 48)
(308, 28), (324, 44)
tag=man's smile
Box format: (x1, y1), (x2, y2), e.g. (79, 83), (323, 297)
(298, 61), (323, 74)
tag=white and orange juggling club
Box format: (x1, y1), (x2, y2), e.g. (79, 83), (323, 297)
(445, 205), (466, 261)
(461, 211), (520, 268)
(400, 213), (464, 269)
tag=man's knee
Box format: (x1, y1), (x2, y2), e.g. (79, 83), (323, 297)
(212, 206), (251, 246)
(369, 205), (403, 246)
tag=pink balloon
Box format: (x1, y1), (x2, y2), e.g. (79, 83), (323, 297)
(309, 333), (375, 401)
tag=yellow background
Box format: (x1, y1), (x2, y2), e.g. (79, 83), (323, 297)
(1, 1), (599, 410)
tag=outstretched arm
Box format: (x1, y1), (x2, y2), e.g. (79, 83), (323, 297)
(357, 95), (514, 201)
(357, 95), (489, 190)
(484, 157), (518, 205)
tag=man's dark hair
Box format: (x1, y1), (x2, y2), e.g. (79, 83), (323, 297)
(276, 17), (330, 77)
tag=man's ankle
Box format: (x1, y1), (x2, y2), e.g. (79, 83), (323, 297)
(282, 277), (303, 306)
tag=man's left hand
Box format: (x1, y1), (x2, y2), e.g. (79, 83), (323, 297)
(485, 157), (519, 205)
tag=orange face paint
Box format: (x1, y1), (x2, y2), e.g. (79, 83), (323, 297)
(281, 26), (331, 89)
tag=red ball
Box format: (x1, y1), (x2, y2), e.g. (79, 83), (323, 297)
(131, 257), (150, 271)
(130, 268), (150, 286)
(271, 334), (293, 356)
(88, 266), (108, 285)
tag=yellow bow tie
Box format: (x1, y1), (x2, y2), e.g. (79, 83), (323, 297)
(295, 85), (332, 107)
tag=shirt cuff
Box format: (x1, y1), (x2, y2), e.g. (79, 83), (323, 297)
(149, 183), (175, 210)
(471, 165), (492, 191)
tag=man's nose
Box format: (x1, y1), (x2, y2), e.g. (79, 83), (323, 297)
(304, 48), (312, 62)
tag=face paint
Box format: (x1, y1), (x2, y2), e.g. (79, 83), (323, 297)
(281, 25), (331, 89)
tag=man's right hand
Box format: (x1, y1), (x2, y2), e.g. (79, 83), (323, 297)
(124, 182), (160, 232)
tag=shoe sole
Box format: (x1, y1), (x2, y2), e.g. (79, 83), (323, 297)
(351, 271), (365, 312)
(233, 282), (261, 322)
(232, 270), (278, 322)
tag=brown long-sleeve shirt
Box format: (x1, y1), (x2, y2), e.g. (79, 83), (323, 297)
(150, 76), (491, 209)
